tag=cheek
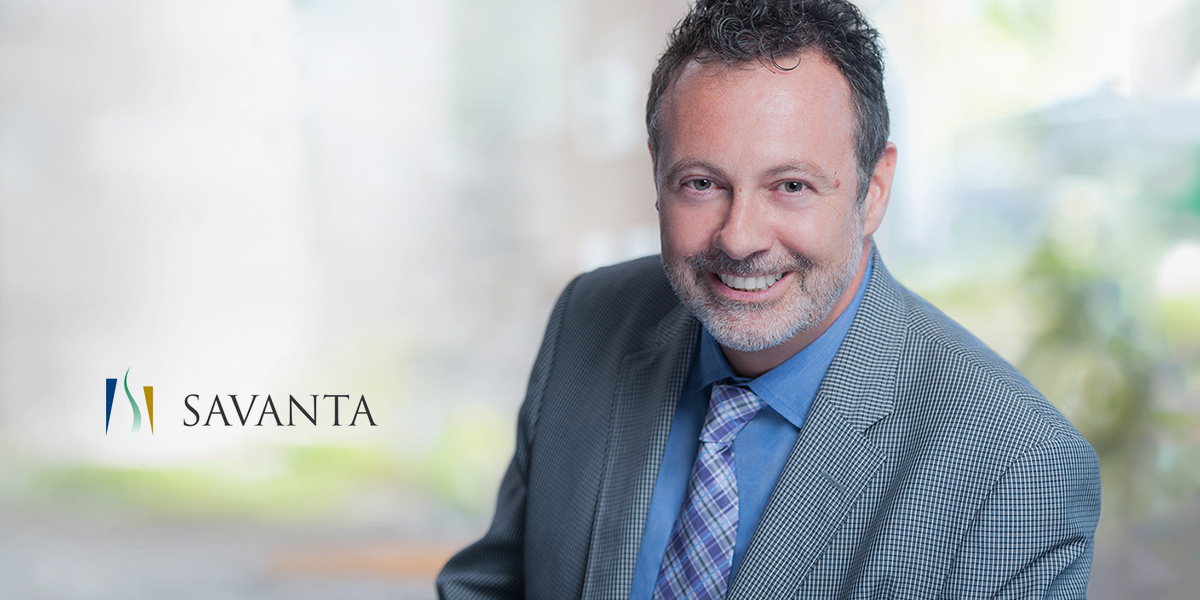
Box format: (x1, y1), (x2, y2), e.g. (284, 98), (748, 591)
(659, 204), (719, 255)
(775, 213), (852, 259)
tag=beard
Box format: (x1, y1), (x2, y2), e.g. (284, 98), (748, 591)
(663, 230), (864, 353)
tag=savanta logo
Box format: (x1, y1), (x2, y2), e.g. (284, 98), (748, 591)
(183, 394), (377, 427)
(105, 367), (155, 440)
(106, 367), (379, 433)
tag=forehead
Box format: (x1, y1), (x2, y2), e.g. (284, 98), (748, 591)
(657, 51), (857, 165)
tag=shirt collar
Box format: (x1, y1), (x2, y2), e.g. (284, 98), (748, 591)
(685, 254), (874, 428)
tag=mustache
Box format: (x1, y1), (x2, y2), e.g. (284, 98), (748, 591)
(685, 248), (815, 277)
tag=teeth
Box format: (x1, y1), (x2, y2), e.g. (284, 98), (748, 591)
(718, 272), (785, 292)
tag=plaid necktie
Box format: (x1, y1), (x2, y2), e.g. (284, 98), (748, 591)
(652, 383), (765, 600)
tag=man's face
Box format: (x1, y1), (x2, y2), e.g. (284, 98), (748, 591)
(655, 51), (889, 353)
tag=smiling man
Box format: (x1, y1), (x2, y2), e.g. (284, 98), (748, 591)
(438, 1), (1101, 599)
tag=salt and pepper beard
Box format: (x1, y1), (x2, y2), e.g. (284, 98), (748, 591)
(663, 212), (865, 353)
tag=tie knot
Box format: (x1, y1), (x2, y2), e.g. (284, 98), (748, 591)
(700, 383), (764, 445)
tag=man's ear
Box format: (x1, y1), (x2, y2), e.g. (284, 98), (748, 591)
(861, 142), (897, 237)
(648, 139), (660, 210)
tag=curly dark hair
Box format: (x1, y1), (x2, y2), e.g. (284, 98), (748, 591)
(646, 0), (888, 202)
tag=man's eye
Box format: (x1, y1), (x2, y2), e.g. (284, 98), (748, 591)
(781, 181), (807, 193)
(688, 179), (713, 191)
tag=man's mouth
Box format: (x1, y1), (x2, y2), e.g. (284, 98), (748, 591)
(716, 272), (785, 292)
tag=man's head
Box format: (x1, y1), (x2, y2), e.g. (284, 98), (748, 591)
(647, 0), (889, 204)
(650, 0), (897, 370)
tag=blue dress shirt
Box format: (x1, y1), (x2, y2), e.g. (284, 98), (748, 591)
(629, 256), (873, 598)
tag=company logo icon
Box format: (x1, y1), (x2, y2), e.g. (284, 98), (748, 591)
(105, 367), (154, 440)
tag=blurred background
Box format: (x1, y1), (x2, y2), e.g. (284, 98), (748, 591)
(1, 0), (1197, 597)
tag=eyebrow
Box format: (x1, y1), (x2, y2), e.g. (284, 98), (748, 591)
(762, 161), (835, 185)
(662, 159), (729, 184)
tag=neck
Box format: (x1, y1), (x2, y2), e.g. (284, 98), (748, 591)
(721, 241), (871, 378)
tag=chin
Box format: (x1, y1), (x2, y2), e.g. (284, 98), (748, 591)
(691, 294), (830, 352)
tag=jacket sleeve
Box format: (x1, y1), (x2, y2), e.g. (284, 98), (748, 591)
(435, 277), (576, 600)
(942, 428), (1102, 599)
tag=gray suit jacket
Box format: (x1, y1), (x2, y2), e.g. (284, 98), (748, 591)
(438, 251), (1101, 599)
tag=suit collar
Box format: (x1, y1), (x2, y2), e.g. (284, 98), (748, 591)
(811, 243), (904, 432)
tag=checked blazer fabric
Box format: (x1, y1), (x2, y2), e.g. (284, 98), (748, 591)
(653, 384), (764, 600)
(437, 247), (1102, 600)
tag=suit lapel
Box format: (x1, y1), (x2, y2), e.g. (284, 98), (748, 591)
(725, 394), (886, 598)
(581, 305), (700, 600)
(728, 249), (907, 598)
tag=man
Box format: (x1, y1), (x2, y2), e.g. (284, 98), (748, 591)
(438, 0), (1101, 598)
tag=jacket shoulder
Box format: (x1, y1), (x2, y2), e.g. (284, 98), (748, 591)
(891, 282), (1089, 454)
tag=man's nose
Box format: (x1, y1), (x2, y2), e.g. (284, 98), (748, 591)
(713, 189), (772, 261)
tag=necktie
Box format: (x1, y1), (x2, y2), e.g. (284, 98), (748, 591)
(653, 383), (765, 600)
